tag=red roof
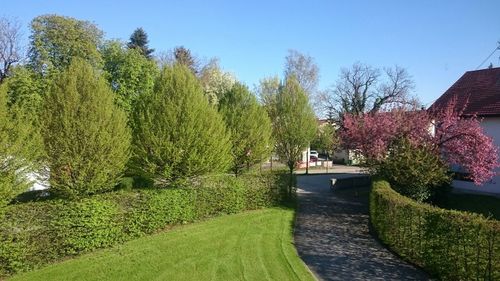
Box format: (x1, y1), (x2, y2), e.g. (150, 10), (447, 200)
(430, 67), (500, 117)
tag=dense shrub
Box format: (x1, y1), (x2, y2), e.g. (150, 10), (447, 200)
(0, 172), (287, 277)
(374, 138), (450, 202)
(42, 59), (131, 198)
(370, 180), (500, 280)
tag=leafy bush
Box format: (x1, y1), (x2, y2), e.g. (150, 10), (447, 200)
(42, 59), (131, 198)
(374, 138), (450, 202)
(370, 180), (500, 280)
(0, 172), (287, 277)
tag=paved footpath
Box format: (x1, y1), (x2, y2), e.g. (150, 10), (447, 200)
(294, 174), (430, 281)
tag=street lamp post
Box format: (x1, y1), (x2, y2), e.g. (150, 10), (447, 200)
(306, 145), (309, 175)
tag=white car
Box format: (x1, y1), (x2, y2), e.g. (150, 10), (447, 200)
(310, 150), (319, 160)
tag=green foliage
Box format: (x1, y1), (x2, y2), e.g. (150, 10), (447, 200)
(3, 66), (46, 113)
(127, 27), (154, 58)
(0, 172), (287, 277)
(272, 76), (316, 174)
(28, 14), (103, 73)
(191, 175), (245, 217)
(219, 83), (272, 175)
(375, 138), (450, 202)
(311, 123), (339, 154)
(101, 40), (159, 113)
(42, 59), (131, 198)
(130, 64), (231, 184)
(370, 180), (500, 280)
(0, 84), (43, 207)
(52, 199), (123, 255)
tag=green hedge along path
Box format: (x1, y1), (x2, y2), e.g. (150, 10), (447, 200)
(9, 208), (314, 281)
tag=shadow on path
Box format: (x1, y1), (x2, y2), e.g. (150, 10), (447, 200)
(294, 174), (430, 281)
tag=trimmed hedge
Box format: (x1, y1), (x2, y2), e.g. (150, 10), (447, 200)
(370, 180), (500, 280)
(0, 172), (288, 277)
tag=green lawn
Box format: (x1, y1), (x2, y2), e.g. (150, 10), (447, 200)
(438, 192), (500, 220)
(9, 208), (314, 281)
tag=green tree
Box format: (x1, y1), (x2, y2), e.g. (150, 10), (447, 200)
(42, 59), (130, 198)
(127, 27), (154, 58)
(130, 64), (231, 184)
(311, 123), (339, 156)
(375, 138), (450, 202)
(28, 14), (104, 74)
(0, 83), (43, 207)
(273, 76), (316, 191)
(219, 83), (272, 176)
(102, 40), (159, 113)
(257, 76), (281, 116)
(3, 66), (45, 114)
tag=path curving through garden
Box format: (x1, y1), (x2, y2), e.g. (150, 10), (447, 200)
(294, 173), (430, 281)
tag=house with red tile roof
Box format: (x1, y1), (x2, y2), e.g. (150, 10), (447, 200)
(430, 67), (500, 194)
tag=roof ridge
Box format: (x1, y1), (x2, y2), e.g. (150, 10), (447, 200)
(465, 67), (500, 73)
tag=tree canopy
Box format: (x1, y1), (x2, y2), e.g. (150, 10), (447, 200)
(28, 14), (104, 74)
(102, 40), (159, 113)
(272, 76), (317, 180)
(321, 62), (416, 120)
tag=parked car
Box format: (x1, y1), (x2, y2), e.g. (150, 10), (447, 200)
(310, 150), (319, 162)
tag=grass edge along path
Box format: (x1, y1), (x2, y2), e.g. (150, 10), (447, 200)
(9, 207), (315, 281)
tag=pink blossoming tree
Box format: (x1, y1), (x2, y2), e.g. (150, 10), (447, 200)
(342, 100), (499, 185)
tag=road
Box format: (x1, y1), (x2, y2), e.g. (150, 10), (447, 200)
(294, 174), (430, 281)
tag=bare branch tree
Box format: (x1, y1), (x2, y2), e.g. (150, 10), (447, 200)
(0, 17), (23, 83)
(284, 49), (319, 97)
(371, 66), (415, 113)
(321, 62), (415, 120)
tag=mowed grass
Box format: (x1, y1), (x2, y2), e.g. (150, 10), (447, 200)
(10, 207), (314, 281)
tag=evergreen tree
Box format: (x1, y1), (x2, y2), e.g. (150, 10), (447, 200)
(130, 64), (231, 184)
(173, 46), (198, 74)
(272, 76), (317, 192)
(127, 27), (154, 58)
(42, 59), (130, 198)
(0, 83), (43, 207)
(219, 83), (272, 175)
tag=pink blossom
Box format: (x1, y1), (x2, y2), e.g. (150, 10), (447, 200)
(341, 101), (499, 185)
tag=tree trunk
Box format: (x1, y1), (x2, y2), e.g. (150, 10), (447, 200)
(288, 164), (294, 198)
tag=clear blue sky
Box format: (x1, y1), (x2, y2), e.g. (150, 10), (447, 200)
(2, 0), (499, 106)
